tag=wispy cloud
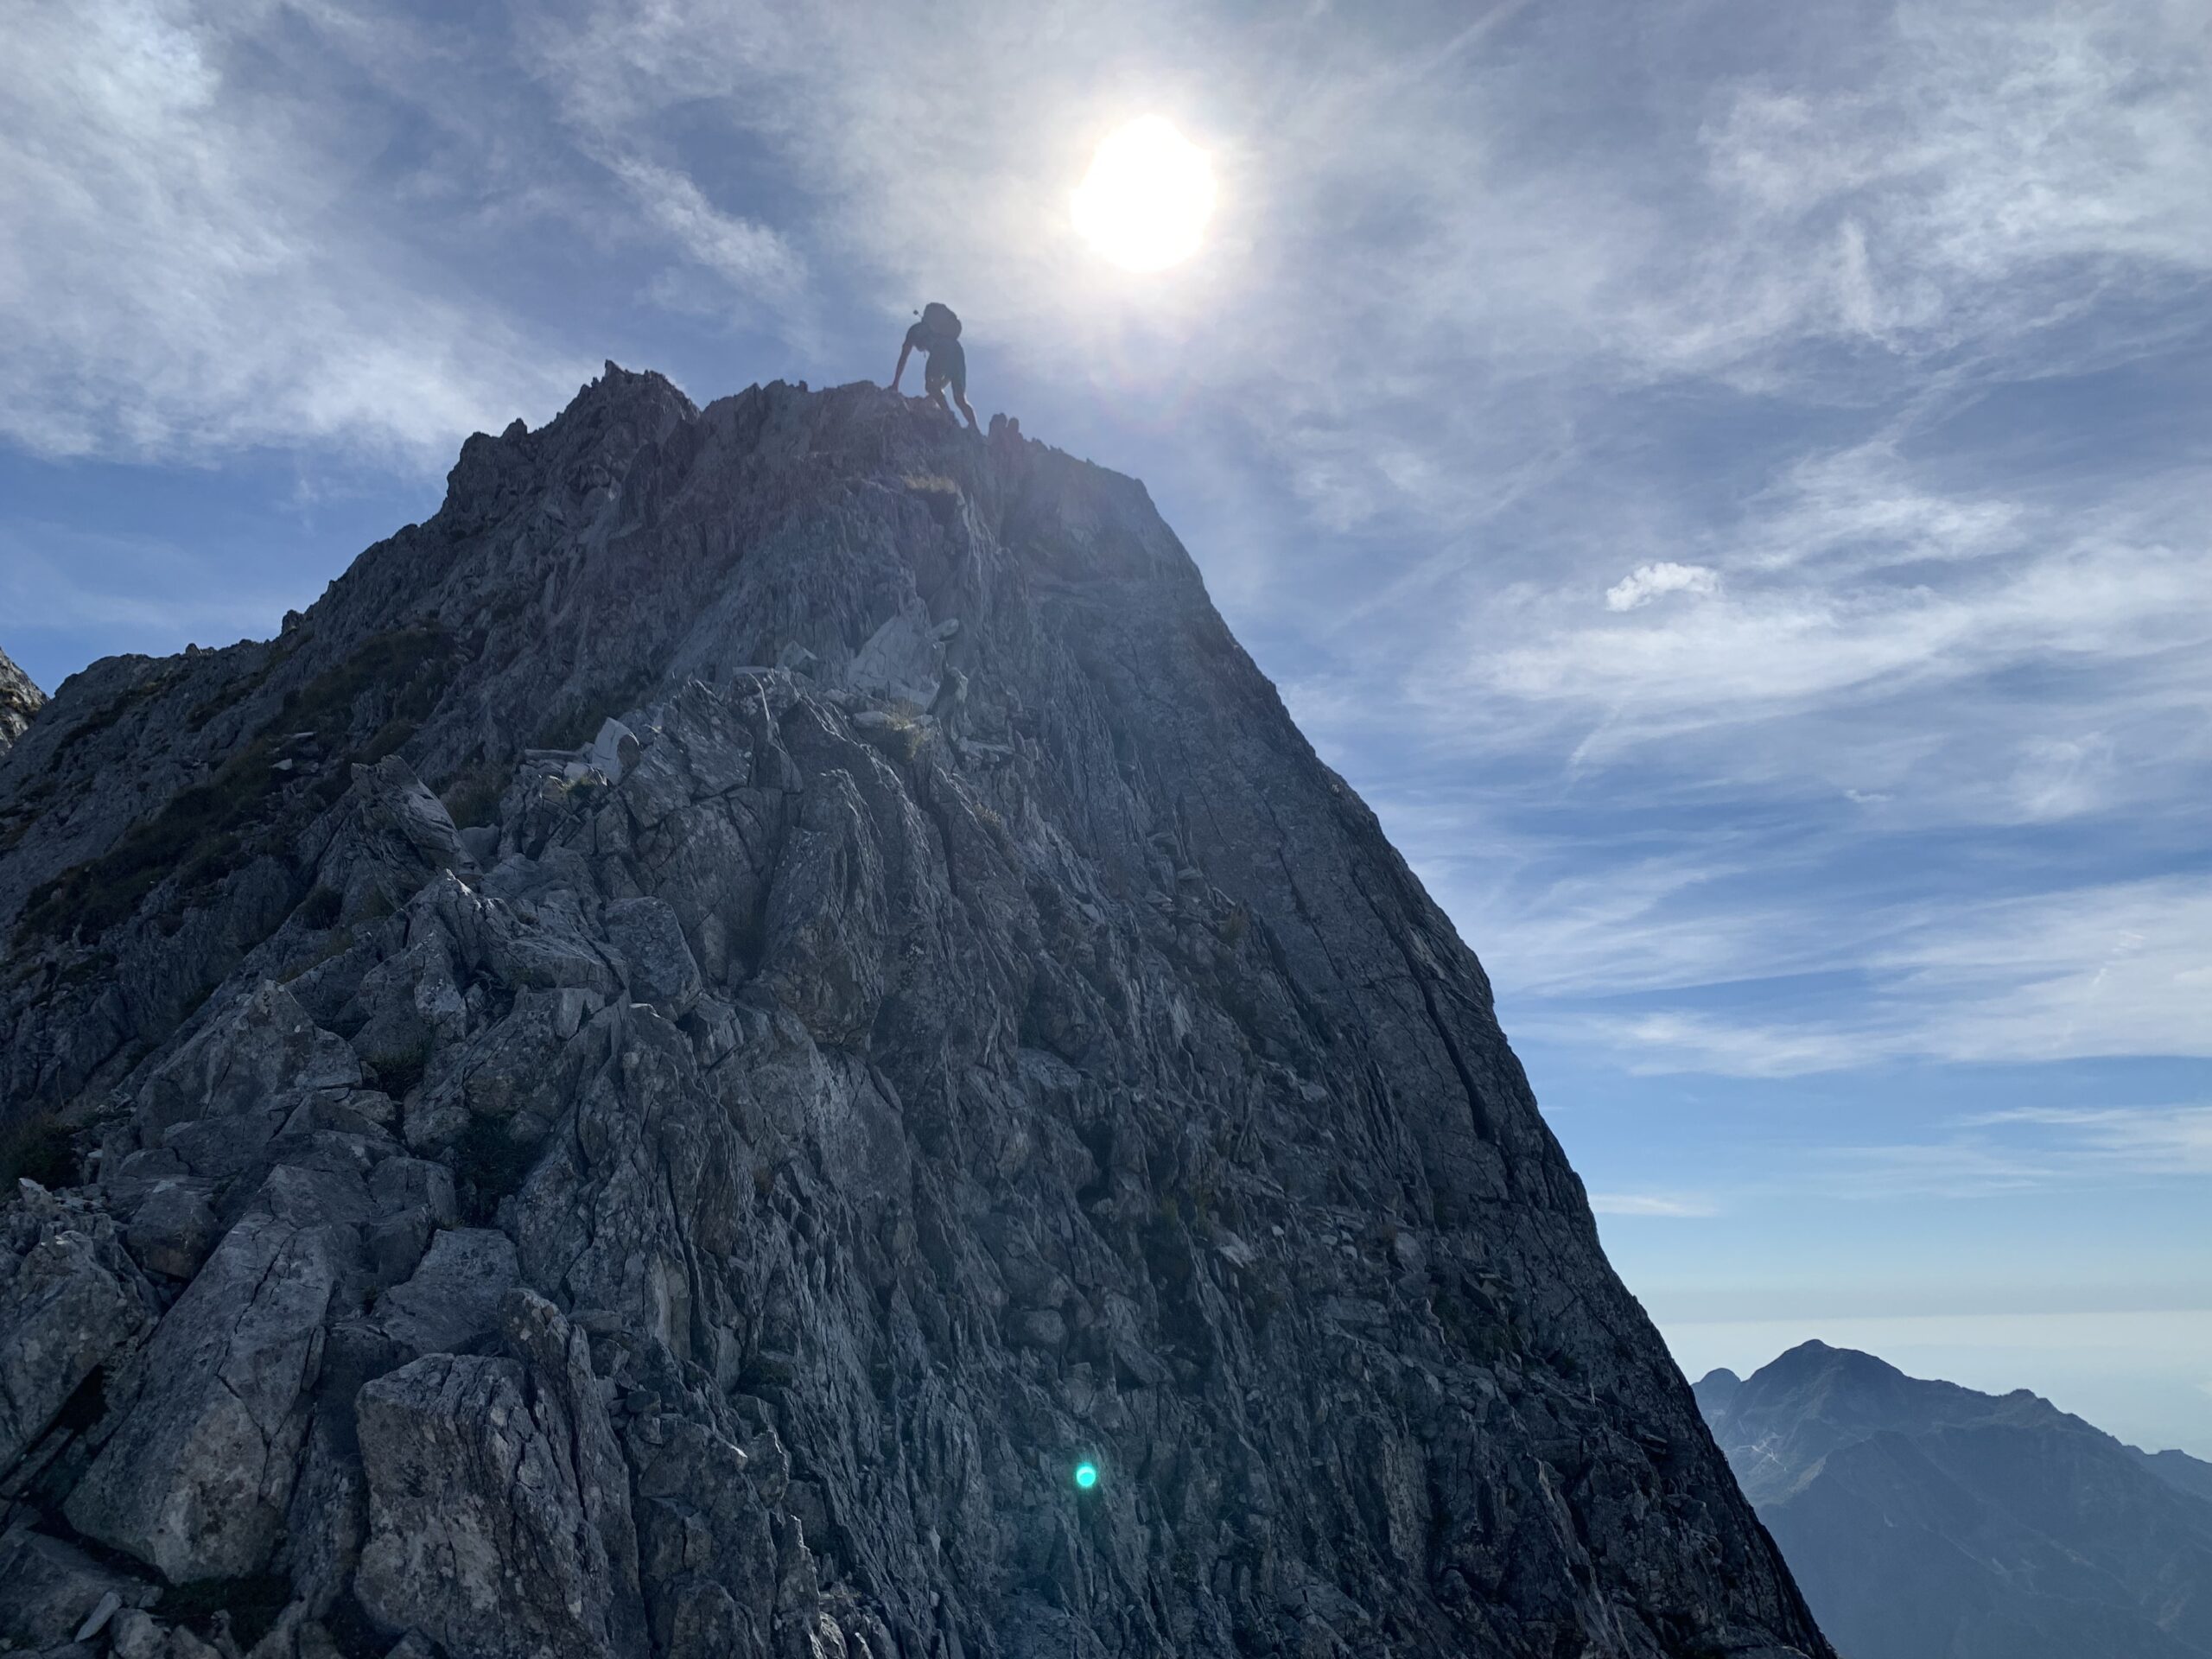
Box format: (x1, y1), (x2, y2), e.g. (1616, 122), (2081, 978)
(1821, 1140), (2095, 1200)
(1961, 1105), (2212, 1176)
(1589, 1192), (1719, 1217)
(1465, 472), (2209, 760)
(3, 0), (2207, 1136)
(1605, 563), (1719, 613)
(1802, 1104), (2212, 1207)
(1587, 1013), (1874, 1080)
(1555, 876), (2212, 1077)
(0, 0), (585, 464)
(607, 157), (807, 308)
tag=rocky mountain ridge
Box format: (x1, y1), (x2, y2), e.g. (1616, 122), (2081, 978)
(1698, 1341), (2212, 1659)
(0, 645), (42, 758)
(0, 366), (1828, 1659)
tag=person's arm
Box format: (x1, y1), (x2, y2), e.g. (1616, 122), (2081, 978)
(891, 340), (912, 391)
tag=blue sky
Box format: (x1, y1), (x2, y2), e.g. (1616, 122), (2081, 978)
(3, 0), (2209, 1452)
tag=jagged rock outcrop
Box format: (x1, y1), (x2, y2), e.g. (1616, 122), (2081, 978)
(0, 367), (1829, 1658)
(0, 646), (41, 759)
(1700, 1342), (2212, 1659)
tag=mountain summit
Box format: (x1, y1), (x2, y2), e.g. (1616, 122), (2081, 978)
(1700, 1341), (2212, 1659)
(0, 369), (1827, 1658)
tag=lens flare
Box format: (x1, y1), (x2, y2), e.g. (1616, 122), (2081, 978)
(1074, 1461), (1099, 1490)
(1071, 117), (1216, 273)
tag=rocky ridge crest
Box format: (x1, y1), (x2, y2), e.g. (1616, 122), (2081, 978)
(0, 367), (1828, 1659)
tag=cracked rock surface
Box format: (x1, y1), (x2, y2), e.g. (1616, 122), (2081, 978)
(0, 369), (1829, 1657)
(0, 646), (41, 760)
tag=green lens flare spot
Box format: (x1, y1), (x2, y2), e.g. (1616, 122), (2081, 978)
(1074, 1461), (1099, 1491)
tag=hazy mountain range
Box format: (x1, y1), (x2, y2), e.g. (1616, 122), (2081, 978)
(1699, 1341), (2212, 1659)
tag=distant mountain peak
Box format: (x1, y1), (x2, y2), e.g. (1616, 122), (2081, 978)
(1693, 1366), (1744, 1416)
(1700, 1342), (2212, 1659)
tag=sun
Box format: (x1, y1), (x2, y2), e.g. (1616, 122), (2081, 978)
(1071, 117), (1216, 273)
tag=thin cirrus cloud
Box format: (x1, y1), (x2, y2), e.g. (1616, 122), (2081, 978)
(1819, 1104), (2212, 1200)
(3, 0), (2206, 1440)
(607, 157), (808, 302)
(1560, 876), (2212, 1078)
(0, 0), (585, 466)
(1453, 462), (2209, 754)
(1587, 1192), (1720, 1219)
(0, 0), (2206, 1113)
(1962, 1106), (2212, 1177)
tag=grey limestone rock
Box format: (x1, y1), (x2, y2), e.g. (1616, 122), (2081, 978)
(0, 1527), (156, 1650)
(318, 754), (481, 925)
(368, 1226), (518, 1357)
(65, 1192), (342, 1580)
(0, 370), (1828, 1656)
(107, 1606), (165, 1659)
(0, 1183), (159, 1477)
(0, 645), (41, 756)
(604, 895), (703, 1016)
(355, 1293), (645, 1659)
(128, 981), (364, 1147)
(843, 595), (944, 709)
(121, 1180), (221, 1280)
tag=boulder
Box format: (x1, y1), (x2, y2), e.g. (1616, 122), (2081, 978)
(367, 1157), (457, 1224)
(355, 1294), (644, 1659)
(316, 755), (481, 924)
(65, 1203), (340, 1581)
(121, 1182), (220, 1280)
(604, 896), (703, 1016)
(0, 1527), (156, 1649)
(0, 1187), (158, 1476)
(129, 982), (362, 1147)
(843, 598), (943, 709)
(370, 1228), (518, 1358)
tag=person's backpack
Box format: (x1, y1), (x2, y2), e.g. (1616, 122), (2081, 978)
(919, 302), (962, 341)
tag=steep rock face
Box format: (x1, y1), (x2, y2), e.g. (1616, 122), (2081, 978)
(1700, 1342), (2212, 1659)
(0, 645), (41, 758)
(0, 369), (1828, 1658)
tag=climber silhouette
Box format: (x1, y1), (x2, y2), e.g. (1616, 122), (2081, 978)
(891, 302), (979, 432)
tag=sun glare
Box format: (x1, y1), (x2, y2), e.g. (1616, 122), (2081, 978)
(1072, 117), (1216, 273)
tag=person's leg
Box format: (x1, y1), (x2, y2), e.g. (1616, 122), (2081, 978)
(946, 348), (978, 430)
(925, 359), (957, 419)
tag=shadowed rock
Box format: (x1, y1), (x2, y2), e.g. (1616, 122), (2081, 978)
(0, 370), (1828, 1657)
